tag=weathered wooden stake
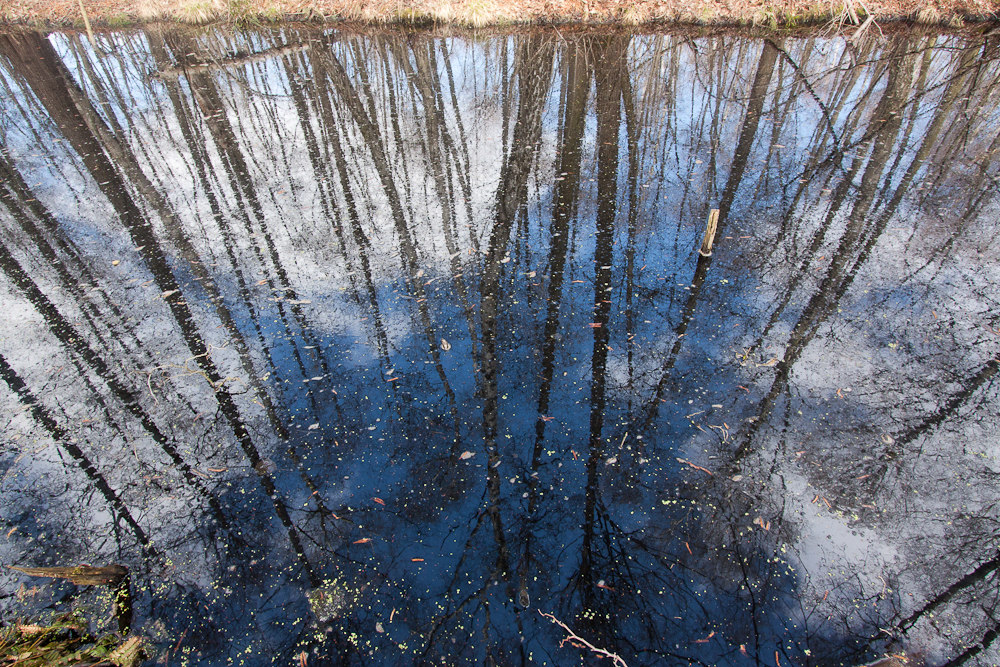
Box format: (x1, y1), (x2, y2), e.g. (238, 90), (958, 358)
(699, 208), (720, 257)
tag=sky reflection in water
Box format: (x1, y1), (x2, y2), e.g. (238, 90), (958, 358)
(1, 27), (999, 666)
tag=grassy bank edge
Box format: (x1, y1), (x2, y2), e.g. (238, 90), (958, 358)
(2, 0), (999, 30)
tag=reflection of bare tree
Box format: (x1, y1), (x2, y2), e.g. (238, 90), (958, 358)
(321, 36), (465, 455)
(0, 146), (140, 371)
(0, 352), (156, 557)
(941, 623), (1000, 667)
(1, 27), (999, 667)
(0, 236), (228, 525)
(293, 38), (398, 399)
(580, 37), (627, 611)
(0, 31), (318, 586)
(158, 31), (333, 440)
(857, 355), (999, 502)
(736, 38), (917, 460)
(520, 37), (591, 600)
(478, 34), (554, 580)
(402, 39), (482, 362)
(642, 40), (778, 427)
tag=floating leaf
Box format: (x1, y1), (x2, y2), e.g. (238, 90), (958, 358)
(459, 451), (475, 460)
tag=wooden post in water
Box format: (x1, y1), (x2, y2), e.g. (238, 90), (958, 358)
(699, 208), (720, 257)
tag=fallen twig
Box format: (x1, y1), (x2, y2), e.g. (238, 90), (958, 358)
(676, 457), (714, 476)
(539, 610), (629, 667)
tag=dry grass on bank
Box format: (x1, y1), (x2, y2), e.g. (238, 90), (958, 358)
(1, 0), (998, 29)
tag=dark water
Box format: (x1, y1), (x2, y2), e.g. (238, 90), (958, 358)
(0, 26), (998, 666)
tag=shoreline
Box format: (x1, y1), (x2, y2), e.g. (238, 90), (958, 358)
(2, 0), (999, 29)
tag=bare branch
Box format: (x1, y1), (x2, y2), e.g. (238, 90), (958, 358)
(538, 610), (629, 667)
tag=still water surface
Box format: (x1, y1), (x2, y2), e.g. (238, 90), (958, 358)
(1, 26), (999, 666)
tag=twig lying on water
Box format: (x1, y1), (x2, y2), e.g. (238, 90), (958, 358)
(677, 457), (714, 476)
(137, 344), (240, 403)
(538, 610), (629, 667)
